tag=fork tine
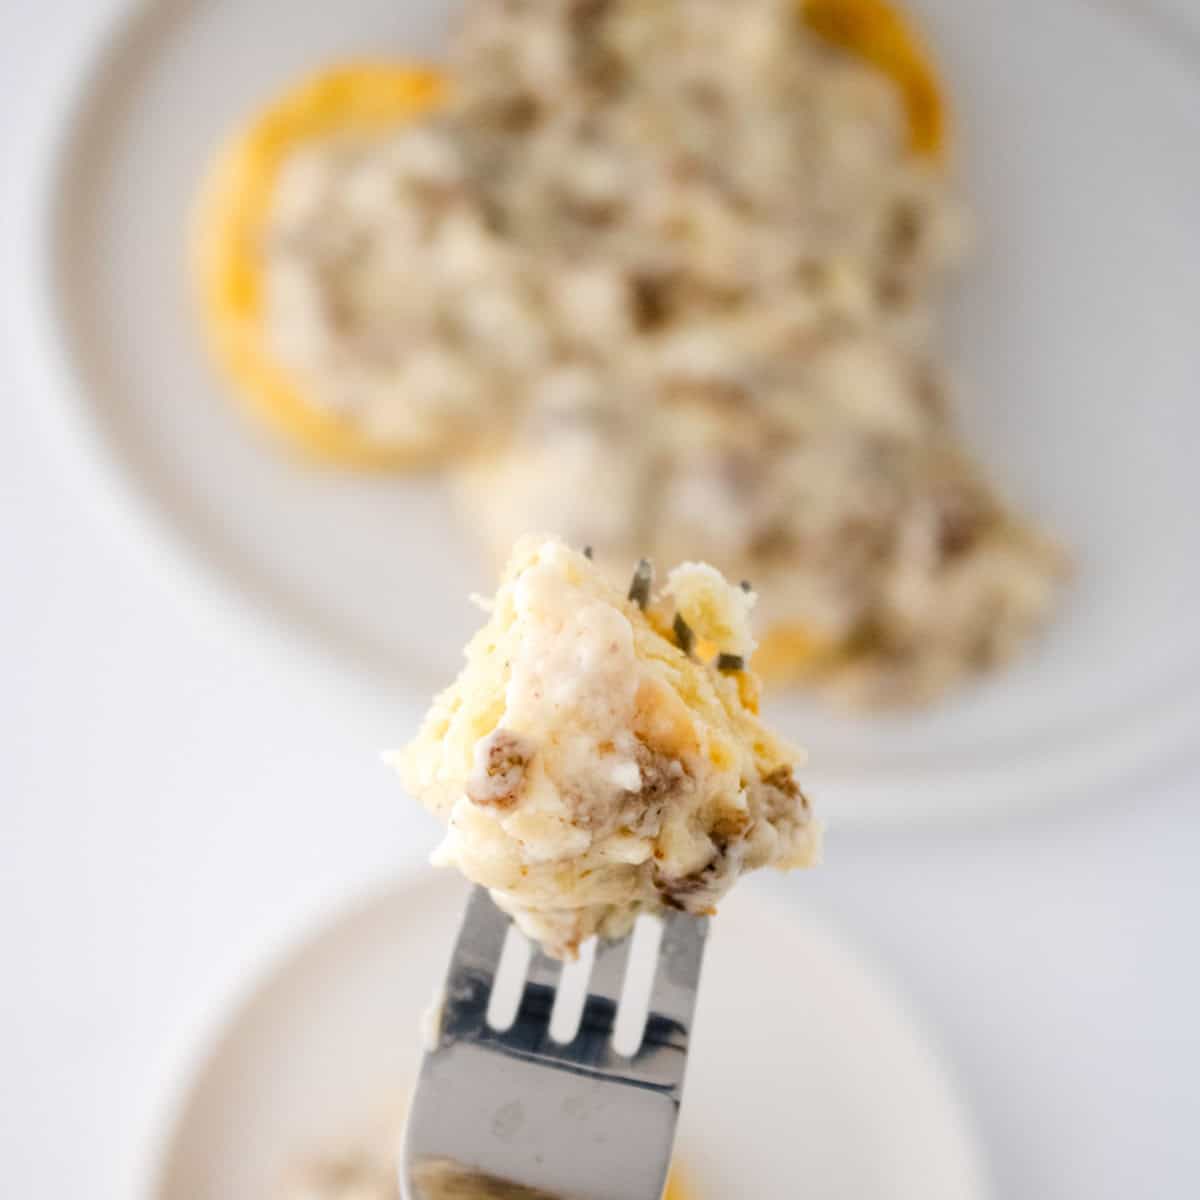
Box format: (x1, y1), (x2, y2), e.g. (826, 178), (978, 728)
(451, 886), (510, 968)
(440, 887), (510, 1038)
(514, 946), (562, 1024)
(645, 912), (709, 1037)
(500, 945), (561, 1052)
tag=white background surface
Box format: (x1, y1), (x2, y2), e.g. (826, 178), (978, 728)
(3, 2), (1199, 1197)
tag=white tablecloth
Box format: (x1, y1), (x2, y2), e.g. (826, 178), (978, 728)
(2, 3), (1197, 1196)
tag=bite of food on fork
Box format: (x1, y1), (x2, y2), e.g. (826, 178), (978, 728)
(393, 536), (822, 961)
(391, 537), (820, 1198)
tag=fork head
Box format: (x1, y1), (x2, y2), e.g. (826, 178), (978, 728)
(401, 887), (709, 1200)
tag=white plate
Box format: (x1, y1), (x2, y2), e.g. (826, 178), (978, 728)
(31, 0), (1200, 825)
(140, 870), (987, 1200)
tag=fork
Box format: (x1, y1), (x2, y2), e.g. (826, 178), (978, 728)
(401, 886), (709, 1200)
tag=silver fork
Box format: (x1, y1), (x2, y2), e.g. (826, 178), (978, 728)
(401, 887), (709, 1200)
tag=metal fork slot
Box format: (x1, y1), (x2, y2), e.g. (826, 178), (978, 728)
(548, 941), (596, 1043)
(484, 930), (537, 1031)
(513, 948), (562, 1024)
(611, 915), (661, 1056)
(500, 983), (559, 1055)
(575, 935), (631, 1046)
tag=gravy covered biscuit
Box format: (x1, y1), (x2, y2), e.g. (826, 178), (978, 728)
(394, 538), (820, 959)
(194, 64), (461, 466)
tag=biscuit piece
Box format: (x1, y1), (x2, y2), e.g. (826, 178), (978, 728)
(193, 63), (467, 467)
(394, 537), (820, 959)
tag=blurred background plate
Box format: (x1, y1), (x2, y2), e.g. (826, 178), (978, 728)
(36, 0), (1200, 825)
(143, 870), (988, 1200)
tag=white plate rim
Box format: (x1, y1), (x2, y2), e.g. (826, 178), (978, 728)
(20, 0), (1200, 830)
(128, 867), (993, 1200)
(124, 866), (410, 1200)
(18, 0), (393, 740)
